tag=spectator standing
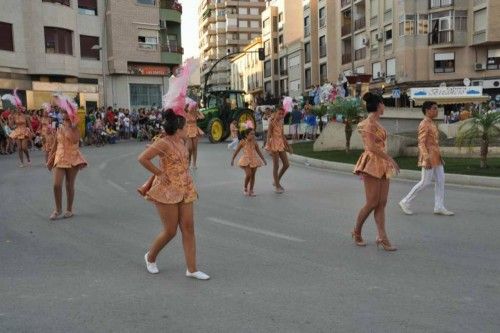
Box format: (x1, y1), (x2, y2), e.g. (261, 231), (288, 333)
(290, 105), (302, 141)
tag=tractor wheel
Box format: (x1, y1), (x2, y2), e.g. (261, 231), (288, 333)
(207, 118), (224, 143)
(235, 110), (256, 130)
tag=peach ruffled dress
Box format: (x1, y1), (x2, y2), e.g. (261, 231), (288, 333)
(9, 114), (31, 140)
(144, 137), (197, 204)
(238, 139), (264, 168)
(53, 127), (87, 169)
(186, 111), (204, 138)
(353, 117), (395, 179)
(265, 117), (286, 152)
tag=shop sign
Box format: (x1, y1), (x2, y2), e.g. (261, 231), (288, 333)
(410, 86), (483, 99)
(128, 64), (170, 76)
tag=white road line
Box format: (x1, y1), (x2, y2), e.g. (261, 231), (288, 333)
(106, 180), (128, 193)
(207, 217), (305, 242)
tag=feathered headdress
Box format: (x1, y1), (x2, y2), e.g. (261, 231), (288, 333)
(162, 58), (197, 117)
(185, 97), (198, 111)
(42, 103), (52, 114)
(1, 89), (24, 110)
(282, 96), (293, 114)
(54, 94), (78, 125)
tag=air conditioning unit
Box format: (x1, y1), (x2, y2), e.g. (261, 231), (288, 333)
(376, 33), (383, 41)
(475, 63), (486, 71)
(362, 37), (369, 46)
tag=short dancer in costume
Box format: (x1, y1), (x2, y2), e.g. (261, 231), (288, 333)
(2, 90), (32, 167)
(47, 96), (87, 220)
(352, 93), (400, 251)
(231, 123), (267, 196)
(265, 106), (293, 193)
(138, 110), (209, 280)
(185, 99), (205, 169)
(399, 101), (454, 216)
(40, 103), (56, 164)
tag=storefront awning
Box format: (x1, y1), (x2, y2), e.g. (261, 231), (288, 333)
(410, 86), (491, 105)
(412, 95), (490, 106)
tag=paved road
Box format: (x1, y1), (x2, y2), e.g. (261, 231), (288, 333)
(1, 140), (499, 332)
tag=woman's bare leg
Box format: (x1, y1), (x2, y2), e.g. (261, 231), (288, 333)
(148, 203), (180, 263)
(354, 175), (381, 235)
(65, 167), (79, 213)
(192, 137), (199, 168)
(21, 139), (30, 163)
(178, 202), (196, 273)
(249, 168), (257, 192)
(271, 152), (280, 188)
(277, 151), (290, 188)
(16, 139), (23, 164)
(373, 178), (390, 240)
(243, 167), (252, 192)
(52, 168), (65, 215)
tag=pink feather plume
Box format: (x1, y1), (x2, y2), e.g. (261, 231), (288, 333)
(1, 89), (24, 109)
(282, 96), (293, 114)
(185, 97), (198, 111)
(162, 58), (197, 117)
(55, 94), (79, 125)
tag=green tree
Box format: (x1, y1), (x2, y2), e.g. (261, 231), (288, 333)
(455, 111), (500, 168)
(328, 98), (365, 153)
(312, 104), (328, 133)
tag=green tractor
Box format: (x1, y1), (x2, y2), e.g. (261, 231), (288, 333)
(198, 90), (256, 143)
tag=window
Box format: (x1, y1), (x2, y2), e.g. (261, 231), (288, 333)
(305, 68), (311, 89)
(78, 0), (97, 15)
(80, 35), (99, 59)
(370, 29), (378, 49)
(319, 7), (326, 28)
(238, 7), (248, 15)
(386, 58), (396, 76)
(44, 27), (73, 55)
(42, 0), (71, 6)
(429, 0), (454, 9)
(278, 12), (283, 23)
(0, 22), (14, 51)
(130, 84), (161, 108)
(280, 79), (288, 95)
(399, 14), (415, 36)
(370, 0), (378, 18)
(474, 9), (486, 33)
(385, 25), (392, 44)
(250, 8), (259, 15)
(273, 37), (278, 54)
(278, 35), (283, 45)
(304, 16), (311, 36)
(320, 63), (327, 83)
(250, 20), (260, 28)
(138, 30), (158, 50)
(305, 42), (311, 63)
(239, 20), (248, 28)
(487, 49), (500, 70)
(274, 59), (278, 75)
(264, 60), (271, 77)
(264, 81), (272, 93)
(279, 56), (287, 75)
(263, 18), (269, 29)
(264, 40), (270, 56)
(372, 61), (382, 79)
(137, 0), (155, 5)
(319, 35), (326, 58)
(434, 52), (454, 73)
(418, 14), (429, 34)
(454, 10), (467, 31)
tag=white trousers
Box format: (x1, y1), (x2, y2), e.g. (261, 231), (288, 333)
(227, 138), (239, 150)
(401, 165), (446, 211)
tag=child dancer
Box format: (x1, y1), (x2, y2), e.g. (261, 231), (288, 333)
(231, 122), (267, 196)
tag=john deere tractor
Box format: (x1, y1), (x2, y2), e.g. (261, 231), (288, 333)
(198, 90), (255, 143)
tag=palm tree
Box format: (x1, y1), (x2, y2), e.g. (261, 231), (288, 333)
(455, 111), (500, 168)
(329, 97), (365, 153)
(312, 104), (328, 133)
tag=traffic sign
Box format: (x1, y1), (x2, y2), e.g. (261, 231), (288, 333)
(392, 88), (401, 99)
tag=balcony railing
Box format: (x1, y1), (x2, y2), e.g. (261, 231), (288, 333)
(354, 47), (366, 60)
(341, 0), (351, 8)
(161, 44), (184, 53)
(160, 0), (182, 13)
(342, 53), (352, 64)
(304, 25), (311, 37)
(428, 30), (454, 45)
(429, 0), (453, 9)
(354, 17), (366, 30)
(341, 25), (351, 36)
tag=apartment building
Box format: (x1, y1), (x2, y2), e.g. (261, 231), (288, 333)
(261, 0), (303, 99)
(0, 0), (104, 110)
(333, 0), (500, 101)
(106, 0), (183, 108)
(198, 0), (266, 92)
(230, 37), (263, 105)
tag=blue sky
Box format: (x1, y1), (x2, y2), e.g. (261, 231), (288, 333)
(180, 0), (199, 59)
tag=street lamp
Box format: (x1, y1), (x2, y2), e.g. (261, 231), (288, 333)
(91, 45), (106, 107)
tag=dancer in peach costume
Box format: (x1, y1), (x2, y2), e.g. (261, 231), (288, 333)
(185, 99), (205, 169)
(138, 110), (209, 280)
(265, 106), (292, 193)
(40, 103), (56, 164)
(47, 96), (87, 220)
(1, 90), (32, 167)
(352, 93), (400, 251)
(231, 125), (267, 196)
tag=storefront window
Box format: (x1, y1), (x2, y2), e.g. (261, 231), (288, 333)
(130, 84), (161, 108)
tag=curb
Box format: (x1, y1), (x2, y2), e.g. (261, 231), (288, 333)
(289, 154), (500, 189)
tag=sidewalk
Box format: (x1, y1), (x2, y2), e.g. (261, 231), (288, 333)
(289, 153), (500, 189)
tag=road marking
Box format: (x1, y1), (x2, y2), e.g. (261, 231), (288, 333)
(207, 217), (305, 242)
(106, 180), (128, 193)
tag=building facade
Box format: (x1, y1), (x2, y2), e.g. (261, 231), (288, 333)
(261, 0), (303, 99)
(198, 0), (266, 92)
(0, 0), (105, 110)
(230, 37), (263, 106)
(106, 0), (183, 109)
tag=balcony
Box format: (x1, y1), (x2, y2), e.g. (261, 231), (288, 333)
(160, 0), (182, 13)
(341, 0), (351, 8)
(354, 17), (366, 30)
(428, 30), (454, 45)
(429, 0), (453, 9)
(473, 30), (487, 45)
(354, 47), (366, 60)
(342, 53), (352, 64)
(341, 25), (351, 37)
(161, 43), (183, 64)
